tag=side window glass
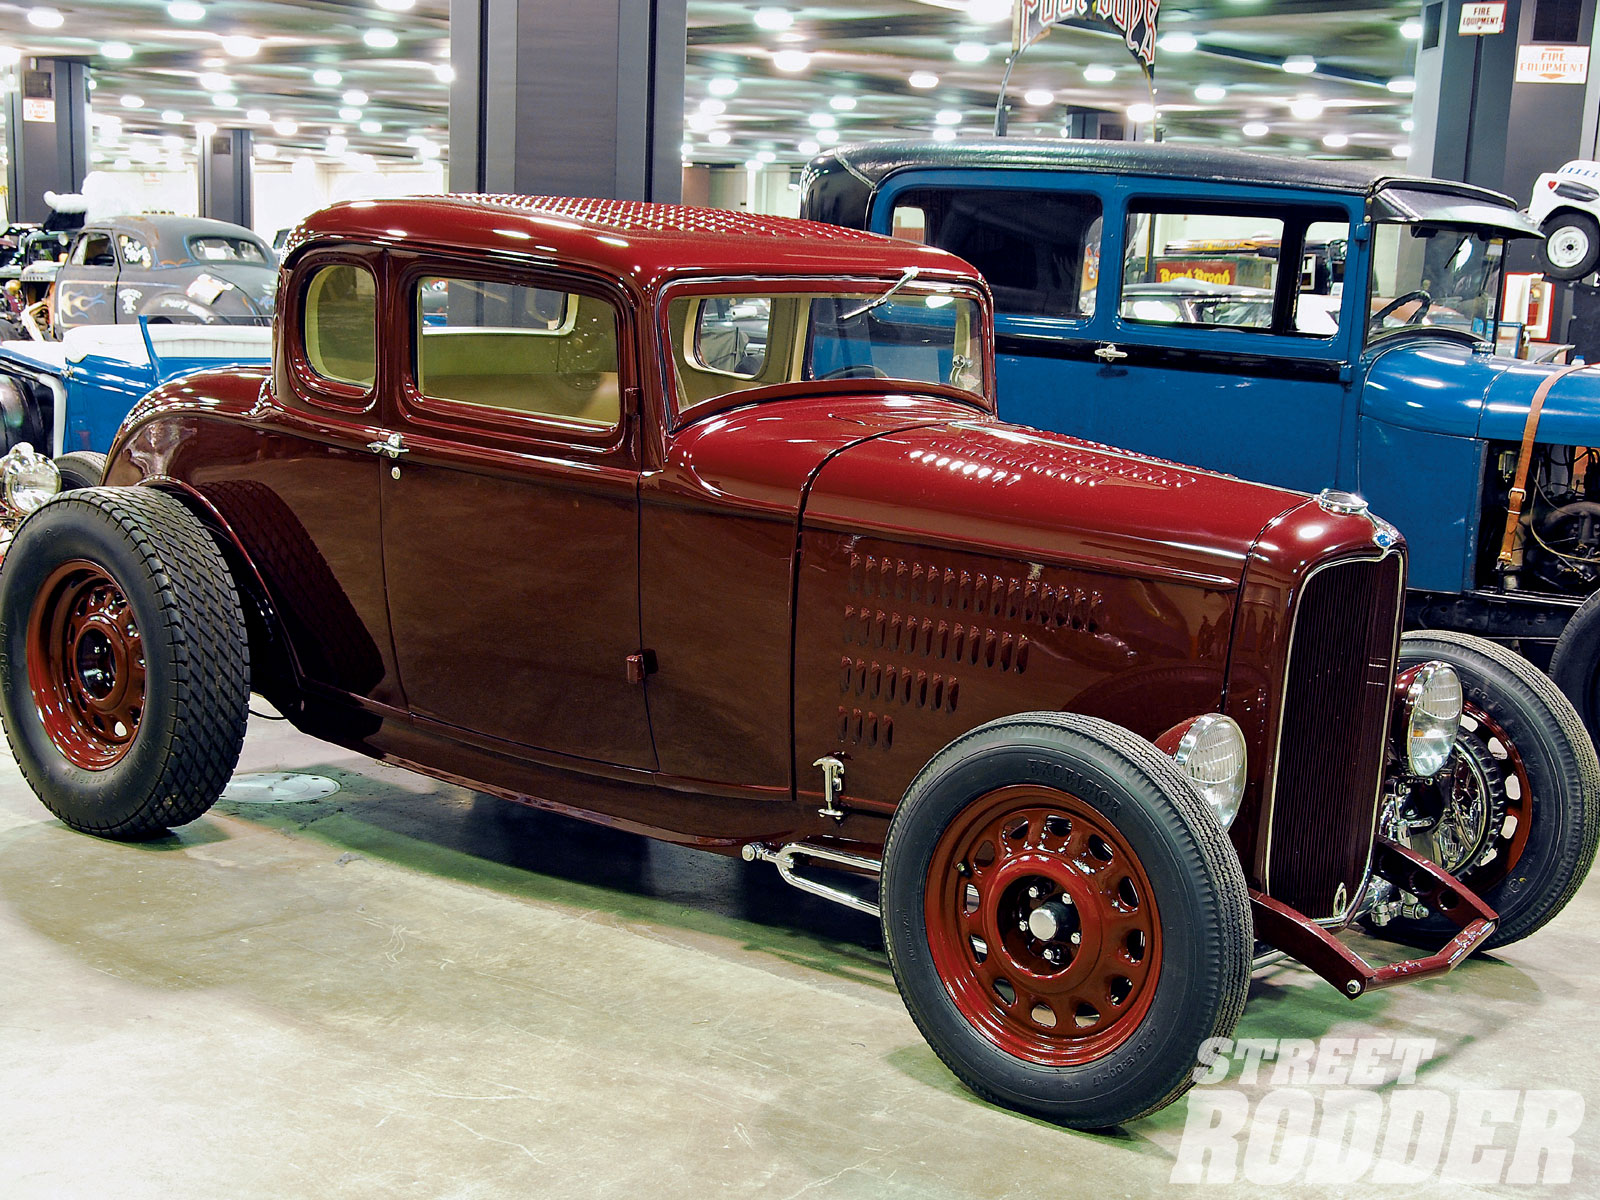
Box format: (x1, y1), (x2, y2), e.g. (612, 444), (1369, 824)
(72, 234), (114, 267)
(414, 276), (622, 430)
(692, 297), (770, 377)
(303, 263), (377, 389)
(890, 187), (1103, 319)
(117, 234), (152, 269)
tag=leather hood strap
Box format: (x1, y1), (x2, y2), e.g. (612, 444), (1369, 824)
(1498, 361), (1600, 569)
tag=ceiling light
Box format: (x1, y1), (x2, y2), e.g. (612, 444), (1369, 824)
(1194, 84), (1227, 102)
(363, 29), (399, 49)
(199, 71), (230, 91)
(686, 112), (717, 133)
(273, 119), (297, 135)
(1289, 98), (1323, 119)
(1402, 117), (1415, 132)
(680, 141), (693, 157)
(113, 156), (131, 172)
(1023, 88), (1054, 106)
(830, 94), (857, 111)
(1392, 143), (1411, 158)
(932, 126), (957, 142)
(909, 70), (939, 88)
(1242, 121), (1269, 137)
(102, 41), (133, 59)
(699, 98), (726, 115)
(221, 35), (260, 57)
(966, 0), (1013, 21)
(259, 143), (282, 160)
(120, 95), (144, 109)
(405, 134), (427, 147)
(744, 158), (762, 171)
(327, 134), (349, 154)
(343, 89), (369, 105)
(360, 119), (382, 134)
(757, 150), (777, 163)
(953, 42), (991, 63)
(1387, 77), (1416, 94)
(168, 1), (205, 19)
(434, 64), (454, 83)
(27, 9), (64, 29)
(195, 120), (217, 136)
(162, 134), (183, 150)
(1322, 132), (1348, 148)
(809, 112), (837, 128)
(772, 49), (810, 71)
(1401, 18), (1422, 38)
(798, 139), (820, 155)
(935, 109), (962, 125)
(1084, 64), (1116, 83)
(212, 93), (238, 108)
(418, 141), (440, 159)
(162, 109), (183, 123)
(313, 68), (342, 86)
(339, 106), (363, 122)
(754, 7), (793, 30)
(707, 129), (730, 145)
(246, 107), (270, 123)
(376, 0), (415, 9)
(1127, 102), (1157, 123)
(1283, 55), (1317, 74)
(1158, 32), (1198, 52)
(816, 129), (839, 146)
(709, 76), (738, 96)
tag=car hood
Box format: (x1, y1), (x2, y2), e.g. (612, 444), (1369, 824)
(802, 417), (1310, 589)
(1363, 338), (1600, 444)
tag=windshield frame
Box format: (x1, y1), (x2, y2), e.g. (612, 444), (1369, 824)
(1364, 220), (1508, 350)
(657, 273), (996, 430)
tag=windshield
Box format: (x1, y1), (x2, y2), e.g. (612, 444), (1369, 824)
(1368, 223), (1504, 344)
(665, 285), (987, 417)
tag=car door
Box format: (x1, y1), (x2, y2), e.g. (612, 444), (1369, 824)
(54, 230), (119, 330)
(380, 257), (656, 769)
(873, 175), (1364, 494)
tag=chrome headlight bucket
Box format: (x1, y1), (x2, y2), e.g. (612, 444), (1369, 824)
(1165, 713), (1247, 831)
(1, 442), (60, 516)
(1394, 662), (1463, 778)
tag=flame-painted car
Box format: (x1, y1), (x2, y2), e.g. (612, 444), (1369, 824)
(50, 214), (276, 337)
(0, 196), (1594, 1130)
(802, 139), (1600, 753)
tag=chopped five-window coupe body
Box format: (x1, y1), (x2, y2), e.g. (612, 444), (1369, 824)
(0, 196), (1593, 1129)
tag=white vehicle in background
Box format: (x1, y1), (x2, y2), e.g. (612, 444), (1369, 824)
(1529, 160), (1600, 280)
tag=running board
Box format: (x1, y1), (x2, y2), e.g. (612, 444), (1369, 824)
(740, 842), (882, 918)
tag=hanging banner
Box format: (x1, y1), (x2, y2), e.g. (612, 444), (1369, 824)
(1016, 0), (1162, 72)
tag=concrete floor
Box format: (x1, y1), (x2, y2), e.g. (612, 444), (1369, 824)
(1, 713), (1597, 1199)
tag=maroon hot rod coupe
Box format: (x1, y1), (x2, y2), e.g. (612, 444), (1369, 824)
(0, 196), (1594, 1129)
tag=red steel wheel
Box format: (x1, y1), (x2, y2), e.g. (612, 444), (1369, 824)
(26, 559), (147, 770)
(924, 785), (1162, 1067)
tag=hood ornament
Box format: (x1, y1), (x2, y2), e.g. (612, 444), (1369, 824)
(1317, 489), (1369, 515)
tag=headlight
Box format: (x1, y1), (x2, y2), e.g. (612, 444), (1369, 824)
(1170, 713), (1247, 831)
(1, 442), (61, 515)
(1395, 662), (1462, 778)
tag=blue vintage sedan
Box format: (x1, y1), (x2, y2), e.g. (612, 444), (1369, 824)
(802, 140), (1600, 738)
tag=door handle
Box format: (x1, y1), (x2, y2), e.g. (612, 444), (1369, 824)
(1094, 343), (1129, 362)
(366, 431), (409, 459)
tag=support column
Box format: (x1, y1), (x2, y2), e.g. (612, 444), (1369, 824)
(3, 58), (89, 224)
(448, 0), (687, 203)
(197, 128), (254, 228)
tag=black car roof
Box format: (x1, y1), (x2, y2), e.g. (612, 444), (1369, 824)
(800, 138), (1521, 229)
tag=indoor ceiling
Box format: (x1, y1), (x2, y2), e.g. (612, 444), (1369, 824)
(0, 0), (1424, 177)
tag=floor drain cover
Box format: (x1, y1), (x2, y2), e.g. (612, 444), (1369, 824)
(221, 772), (341, 805)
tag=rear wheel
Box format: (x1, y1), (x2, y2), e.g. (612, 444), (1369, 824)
(880, 712), (1251, 1128)
(1538, 211), (1600, 281)
(1378, 632), (1599, 948)
(0, 487), (249, 839)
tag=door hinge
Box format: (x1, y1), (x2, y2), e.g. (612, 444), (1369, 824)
(625, 650), (658, 685)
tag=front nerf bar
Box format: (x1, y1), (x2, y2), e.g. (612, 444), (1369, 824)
(1251, 836), (1498, 998)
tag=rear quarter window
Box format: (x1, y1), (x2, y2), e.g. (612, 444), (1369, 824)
(303, 263), (377, 389)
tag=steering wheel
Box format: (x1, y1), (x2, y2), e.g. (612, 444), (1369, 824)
(1372, 289), (1433, 326)
(819, 364), (889, 380)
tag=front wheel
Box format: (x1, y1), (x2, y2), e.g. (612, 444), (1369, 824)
(1379, 631), (1599, 949)
(880, 712), (1251, 1129)
(1538, 211), (1600, 281)
(0, 487), (250, 839)
(53, 451), (106, 490)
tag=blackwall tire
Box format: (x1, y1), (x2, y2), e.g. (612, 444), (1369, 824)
(0, 487), (250, 840)
(1538, 212), (1600, 281)
(880, 711), (1251, 1129)
(1549, 590), (1600, 745)
(1383, 631), (1600, 949)
(53, 451), (107, 491)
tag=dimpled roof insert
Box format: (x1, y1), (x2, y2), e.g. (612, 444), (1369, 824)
(461, 193), (889, 242)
